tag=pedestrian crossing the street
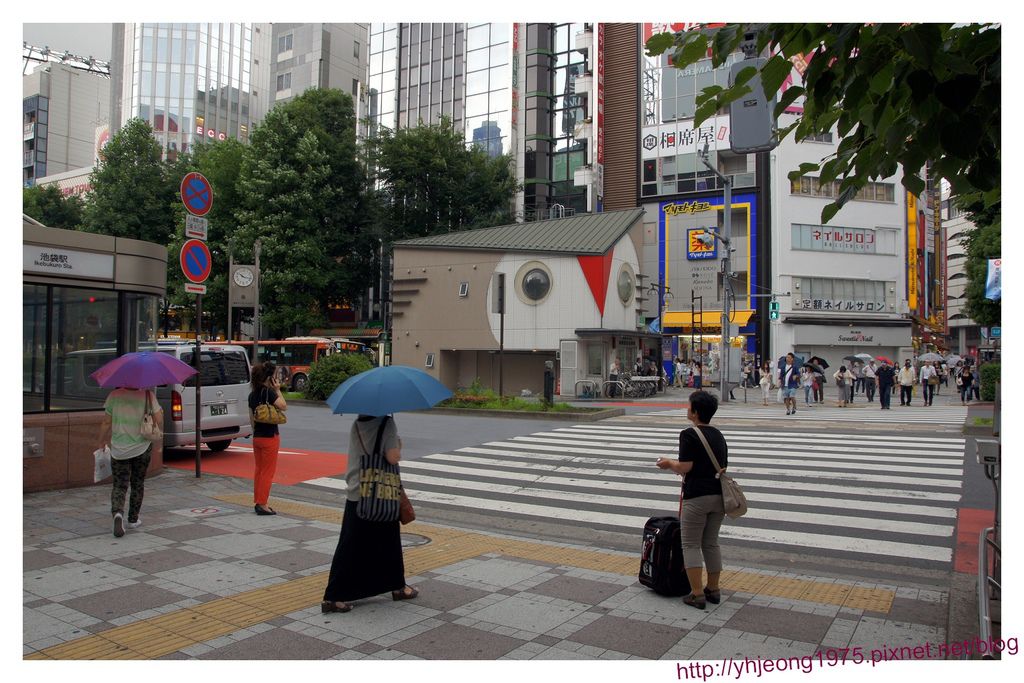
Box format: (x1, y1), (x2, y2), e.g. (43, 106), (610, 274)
(302, 423), (966, 569)
(634, 403), (968, 425)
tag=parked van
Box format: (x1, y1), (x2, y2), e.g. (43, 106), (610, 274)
(156, 342), (253, 451)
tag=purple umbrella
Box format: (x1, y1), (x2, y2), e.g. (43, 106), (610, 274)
(90, 351), (198, 389)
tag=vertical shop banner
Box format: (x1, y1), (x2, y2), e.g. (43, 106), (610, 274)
(985, 259), (1001, 300)
(918, 209), (927, 318)
(595, 23), (605, 206)
(906, 193), (918, 313)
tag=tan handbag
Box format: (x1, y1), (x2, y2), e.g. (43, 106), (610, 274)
(140, 390), (163, 441)
(692, 426), (747, 518)
(254, 387), (287, 425)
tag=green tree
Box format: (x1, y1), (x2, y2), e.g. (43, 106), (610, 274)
(22, 184), (84, 229)
(957, 192), (1000, 327)
(646, 23), (1001, 223)
(369, 117), (518, 243)
(232, 89), (372, 337)
(80, 118), (178, 244)
(166, 138), (246, 338)
(305, 352), (374, 400)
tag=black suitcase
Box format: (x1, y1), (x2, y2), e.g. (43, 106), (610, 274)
(638, 515), (691, 596)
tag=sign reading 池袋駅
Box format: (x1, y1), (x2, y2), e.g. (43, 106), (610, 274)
(23, 245), (114, 279)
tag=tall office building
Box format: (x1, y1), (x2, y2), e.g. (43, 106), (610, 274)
(109, 23), (272, 157)
(269, 23), (368, 107)
(23, 62), (110, 186)
(368, 23), (511, 162)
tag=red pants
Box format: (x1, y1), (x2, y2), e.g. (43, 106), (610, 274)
(252, 435), (280, 505)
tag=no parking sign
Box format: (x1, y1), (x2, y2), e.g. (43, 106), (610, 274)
(180, 172), (214, 217)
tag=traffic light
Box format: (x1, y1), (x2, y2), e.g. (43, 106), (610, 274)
(769, 299), (780, 320)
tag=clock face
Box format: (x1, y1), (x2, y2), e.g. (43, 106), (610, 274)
(233, 267), (254, 287)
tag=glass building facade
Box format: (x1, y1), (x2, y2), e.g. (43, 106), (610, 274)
(368, 23), (511, 157)
(114, 23), (259, 156)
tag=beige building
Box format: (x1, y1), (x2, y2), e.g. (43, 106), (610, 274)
(391, 209), (659, 396)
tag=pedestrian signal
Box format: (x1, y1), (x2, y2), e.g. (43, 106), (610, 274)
(769, 300), (780, 320)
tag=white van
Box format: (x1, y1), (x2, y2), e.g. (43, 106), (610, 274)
(156, 342), (253, 451)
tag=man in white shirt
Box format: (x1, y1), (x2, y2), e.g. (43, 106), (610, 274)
(898, 360), (917, 406)
(920, 362), (937, 406)
(862, 361), (877, 402)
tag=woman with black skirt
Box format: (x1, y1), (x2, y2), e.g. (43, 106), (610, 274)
(322, 414), (419, 613)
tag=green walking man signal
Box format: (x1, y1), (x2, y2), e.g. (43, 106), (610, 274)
(769, 298), (780, 320)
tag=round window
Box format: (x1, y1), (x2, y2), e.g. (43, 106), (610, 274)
(617, 267), (634, 304)
(522, 268), (551, 301)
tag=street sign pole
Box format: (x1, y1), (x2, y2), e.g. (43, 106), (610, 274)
(194, 295), (202, 478)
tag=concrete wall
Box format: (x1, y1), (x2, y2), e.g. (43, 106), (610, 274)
(23, 413), (163, 493)
(271, 23), (368, 104)
(24, 63), (110, 175)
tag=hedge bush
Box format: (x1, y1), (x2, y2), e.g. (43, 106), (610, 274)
(305, 353), (374, 400)
(980, 362), (1000, 401)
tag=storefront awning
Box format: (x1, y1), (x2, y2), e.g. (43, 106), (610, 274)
(662, 310), (755, 328)
(575, 328), (661, 340)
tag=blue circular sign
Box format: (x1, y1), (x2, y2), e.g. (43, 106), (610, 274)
(180, 239), (212, 283)
(180, 172), (213, 217)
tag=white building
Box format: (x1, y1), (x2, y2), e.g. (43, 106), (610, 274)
(943, 199), (983, 355)
(23, 62), (109, 185)
(769, 121), (914, 369)
(269, 24), (368, 106)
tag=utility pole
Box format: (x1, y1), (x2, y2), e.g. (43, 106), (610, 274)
(698, 141), (733, 402)
(253, 239), (261, 363)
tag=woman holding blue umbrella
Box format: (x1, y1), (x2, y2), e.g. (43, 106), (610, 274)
(92, 351), (196, 537)
(321, 366), (452, 614)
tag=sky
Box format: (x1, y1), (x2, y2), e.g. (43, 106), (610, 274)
(23, 22), (113, 61)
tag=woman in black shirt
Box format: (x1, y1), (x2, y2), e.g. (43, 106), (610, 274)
(248, 361), (287, 515)
(656, 390), (727, 609)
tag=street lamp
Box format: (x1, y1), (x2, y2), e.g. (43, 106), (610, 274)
(698, 140), (734, 402)
(648, 281), (673, 390)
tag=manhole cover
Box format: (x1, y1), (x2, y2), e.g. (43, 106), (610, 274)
(401, 533), (431, 548)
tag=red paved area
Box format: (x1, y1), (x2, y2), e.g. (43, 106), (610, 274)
(953, 507), (996, 574)
(164, 444), (347, 486)
(591, 402), (689, 408)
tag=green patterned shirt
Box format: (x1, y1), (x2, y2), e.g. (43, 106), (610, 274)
(104, 388), (153, 460)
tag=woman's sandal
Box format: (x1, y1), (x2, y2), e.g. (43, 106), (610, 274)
(321, 600), (352, 613)
(682, 592), (707, 610)
(703, 588), (721, 604)
(392, 586), (419, 601)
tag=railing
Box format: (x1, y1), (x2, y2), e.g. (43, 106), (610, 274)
(978, 526), (1000, 658)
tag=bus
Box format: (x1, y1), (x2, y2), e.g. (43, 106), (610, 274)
(207, 337), (374, 392)
(208, 338), (332, 392)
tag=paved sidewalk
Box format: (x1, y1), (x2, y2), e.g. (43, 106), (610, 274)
(24, 468), (952, 661)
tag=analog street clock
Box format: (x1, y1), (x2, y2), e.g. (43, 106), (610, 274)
(233, 267), (254, 287)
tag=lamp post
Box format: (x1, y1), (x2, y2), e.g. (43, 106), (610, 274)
(698, 141), (733, 402)
(649, 281), (673, 390)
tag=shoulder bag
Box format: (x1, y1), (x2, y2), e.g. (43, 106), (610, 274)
(254, 387), (287, 425)
(140, 390), (163, 441)
(354, 416), (401, 522)
(692, 426), (747, 518)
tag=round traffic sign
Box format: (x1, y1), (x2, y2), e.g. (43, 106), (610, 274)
(180, 172), (214, 217)
(180, 239), (213, 284)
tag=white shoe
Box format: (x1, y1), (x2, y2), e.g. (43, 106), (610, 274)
(127, 518), (142, 529)
(113, 512), (125, 538)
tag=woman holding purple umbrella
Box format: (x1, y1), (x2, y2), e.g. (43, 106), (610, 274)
(97, 386), (163, 537)
(91, 350), (196, 538)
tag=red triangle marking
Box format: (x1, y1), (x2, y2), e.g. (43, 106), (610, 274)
(577, 252), (615, 317)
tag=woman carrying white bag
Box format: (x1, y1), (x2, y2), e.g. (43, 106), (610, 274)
(96, 387), (163, 537)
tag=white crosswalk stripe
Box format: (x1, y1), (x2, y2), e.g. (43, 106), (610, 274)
(633, 403), (968, 425)
(302, 424), (966, 567)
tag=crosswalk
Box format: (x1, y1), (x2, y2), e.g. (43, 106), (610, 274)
(634, 403), (968, 425)
(303, 423), (966, 568)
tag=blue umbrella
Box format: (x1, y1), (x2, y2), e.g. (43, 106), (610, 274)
(326, 365), (454, 416)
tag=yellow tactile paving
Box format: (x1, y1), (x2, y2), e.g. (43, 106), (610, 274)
(27, 492), (897, 660)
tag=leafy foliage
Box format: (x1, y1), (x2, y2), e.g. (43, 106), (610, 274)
(81, 118), (178, 244)
(232, 89), (374, 336)
(979, 362), (1000, 402)
(646, 23), (1001, 223)
(22, 184), (84, 229)
(305, 352), (374, 401)
(367, 117), (519, 244)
